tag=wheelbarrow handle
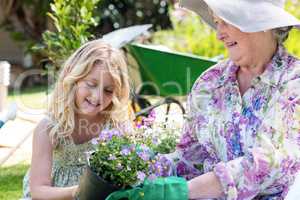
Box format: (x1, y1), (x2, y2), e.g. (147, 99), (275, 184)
(0, 103), (17, 129)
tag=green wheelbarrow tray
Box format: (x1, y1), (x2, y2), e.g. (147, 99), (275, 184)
(128, 43), (217, 96)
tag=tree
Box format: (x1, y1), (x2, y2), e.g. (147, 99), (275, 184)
(0, 0), (51, 46)
(97, 0), (171, 34)
(37, 0), (101, 74)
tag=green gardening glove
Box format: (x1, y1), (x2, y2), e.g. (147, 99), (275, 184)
(105, 176), (188, 200)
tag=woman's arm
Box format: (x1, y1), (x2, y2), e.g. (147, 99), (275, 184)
(188, 171), (223, 199)
(181, 63), (300, 199)
(30, 119), (78, 200)
(211, 77), (300, 200)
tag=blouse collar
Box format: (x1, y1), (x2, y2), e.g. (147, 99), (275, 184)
(216, 46), (297, 88)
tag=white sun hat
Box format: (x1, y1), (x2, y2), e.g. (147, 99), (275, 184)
(179, 0), (300, 33)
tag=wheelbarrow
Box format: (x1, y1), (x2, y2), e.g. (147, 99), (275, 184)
(102, 25), (217, 119)
(127, 43), (216, 119)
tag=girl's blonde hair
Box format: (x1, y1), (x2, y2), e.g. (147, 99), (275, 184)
(48, 40), (131, 142)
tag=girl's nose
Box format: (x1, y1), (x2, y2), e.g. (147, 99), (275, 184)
(91, 88), (101, 102)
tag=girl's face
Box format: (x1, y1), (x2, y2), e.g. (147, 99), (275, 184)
(75, 63), (115, 117)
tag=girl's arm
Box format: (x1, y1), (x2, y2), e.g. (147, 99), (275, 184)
(30, 119), (78, 200)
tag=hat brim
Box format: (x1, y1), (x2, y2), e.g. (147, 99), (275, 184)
(179, 0), (216, 30)
(180, 0), (300, 32)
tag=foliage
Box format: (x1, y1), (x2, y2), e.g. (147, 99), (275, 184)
(35, 0), (101, 74)
(34, 0), (173, 75)
(285, 0), (300, 57)
(0, 0), (51, 48)
(152, 1), (300, 59)
(0, 164), (29, 200)
(97, 0), (172, 34)
(1, 0), (173, 69)
(151, 5), (226, 59)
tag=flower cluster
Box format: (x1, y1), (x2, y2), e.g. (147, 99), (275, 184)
(88, 126), (173, 188)
(87, 109), (183, 189)
(135, 109), (182, 154)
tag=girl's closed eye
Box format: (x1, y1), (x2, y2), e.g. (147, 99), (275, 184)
(105, 89), (114, 94)
(86, 81), (97, 88)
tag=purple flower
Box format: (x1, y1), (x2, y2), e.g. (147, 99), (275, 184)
(108, 154), (116, 160)
(91, 138), (99, 145)
(142, 118), (154, 127)
(149, 109), (156, 119)
(151, 162), (163, 176)
(141, 109), (156, 127)
(152, 138), (159, 145)
(137, 171), (146, 181)
(139, 144), (150, 152)
(121, 147), (131, 156)
(98, 130), (109, 141)
(156, 155), (173, 176)
(137, 151), (150, 161)
(136, 122), (142, 129)
(108, 129), (122, 139)
(148, 155), (173, 177)
(98, 128), (123, 142)
(116, 163), (123, 170)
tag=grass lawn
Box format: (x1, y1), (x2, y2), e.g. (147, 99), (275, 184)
(0, 164), (29, 200)
(0, 86), (47, 199)
(8, 85), (50, 110)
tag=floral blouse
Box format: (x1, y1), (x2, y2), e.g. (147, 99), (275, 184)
(175, 46), (300, 200)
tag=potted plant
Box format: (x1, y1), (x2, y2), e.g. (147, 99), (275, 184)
(78, 115), (177, 200)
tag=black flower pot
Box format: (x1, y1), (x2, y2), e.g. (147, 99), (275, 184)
(78, 166), (120, 200)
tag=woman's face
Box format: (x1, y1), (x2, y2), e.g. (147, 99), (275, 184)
(75, 63), (115, 117)
(213, 15), (275, 67)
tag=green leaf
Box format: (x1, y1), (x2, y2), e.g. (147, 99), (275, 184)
(39, 0), (101, 75)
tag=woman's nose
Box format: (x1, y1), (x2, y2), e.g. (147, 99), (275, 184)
(216, 23), (227, 41)
(217, 32), (225, 41)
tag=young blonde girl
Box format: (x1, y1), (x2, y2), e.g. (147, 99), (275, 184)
(22, 40), (131, 200)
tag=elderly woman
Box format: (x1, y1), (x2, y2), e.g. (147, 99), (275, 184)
(173, 0), (300, 199)
(106, 0), (300, 200)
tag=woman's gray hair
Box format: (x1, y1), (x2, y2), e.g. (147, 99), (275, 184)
(272, 26), (293, 44)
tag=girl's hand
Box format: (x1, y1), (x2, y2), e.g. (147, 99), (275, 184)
(71, 185), (79, 199)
